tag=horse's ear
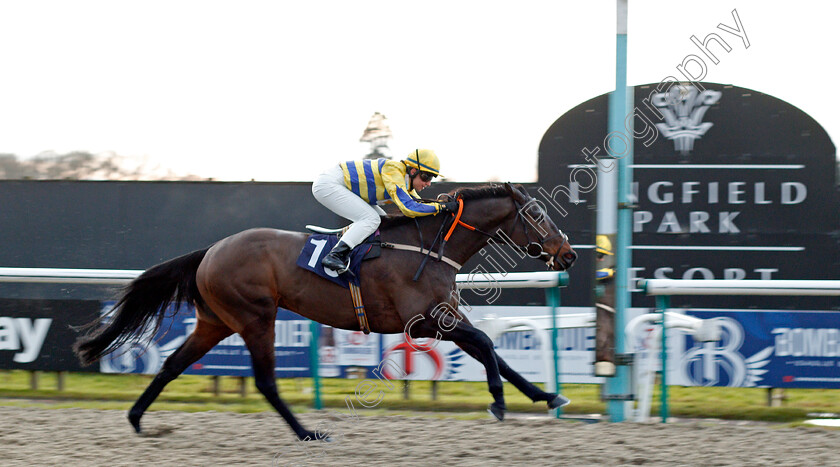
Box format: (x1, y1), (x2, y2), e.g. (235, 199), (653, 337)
(504, 183), (530, 201)
(503, 183), (529, 203)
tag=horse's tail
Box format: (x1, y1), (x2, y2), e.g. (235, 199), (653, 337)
(73, 247), (210, 366)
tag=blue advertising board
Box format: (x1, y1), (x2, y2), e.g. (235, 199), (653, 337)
(100, 303), (313, 377)
(678, 309), (840, 389)
(99, 301), (840, 390)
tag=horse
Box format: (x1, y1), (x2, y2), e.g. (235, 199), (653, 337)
(73, 183), (577, 441)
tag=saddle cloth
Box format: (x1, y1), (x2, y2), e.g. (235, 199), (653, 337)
(295, 232), (380, 288)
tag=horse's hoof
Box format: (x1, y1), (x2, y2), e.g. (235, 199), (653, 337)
(128, 413), (142, 434)
(548, 394), (571, 409)
(488, 402), (506, 422)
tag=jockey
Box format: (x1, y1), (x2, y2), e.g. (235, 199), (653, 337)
(595, 234), (615, 280)
(312, 149), (459, 273)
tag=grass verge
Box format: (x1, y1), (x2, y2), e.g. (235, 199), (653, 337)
(1, 370), (838, 423)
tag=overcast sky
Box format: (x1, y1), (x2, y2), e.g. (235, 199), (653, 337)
(0, 1), (836, 182)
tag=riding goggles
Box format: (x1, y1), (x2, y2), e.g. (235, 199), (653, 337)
(418, 171), (437, 182)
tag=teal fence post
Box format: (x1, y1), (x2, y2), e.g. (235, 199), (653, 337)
(607, 0), (634, 423)
(657, 295), (670, 422)
(310, 320), (322, 410)
(547, 284), (562, 418)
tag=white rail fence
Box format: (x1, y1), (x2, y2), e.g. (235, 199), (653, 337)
(638, 278), (840, 422)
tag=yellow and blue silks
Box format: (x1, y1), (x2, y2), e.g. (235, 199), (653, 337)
(339, 158), (442, 217)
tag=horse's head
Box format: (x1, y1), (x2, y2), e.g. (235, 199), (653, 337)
(503, 183), (577, 271)
(439, 183), (577, 272)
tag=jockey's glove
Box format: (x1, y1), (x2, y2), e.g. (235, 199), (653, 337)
(439, 201), (460, 213)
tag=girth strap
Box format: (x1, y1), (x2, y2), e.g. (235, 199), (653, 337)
(338, 225), (371, 334)
(380, 242), (463, 270)
(349, 282), (370, 334)
(331, 225), (459, 332)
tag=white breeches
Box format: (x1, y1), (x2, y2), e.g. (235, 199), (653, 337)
(312, 165), (385, 249)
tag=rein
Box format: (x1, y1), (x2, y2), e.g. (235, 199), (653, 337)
(411, 214), (452, 281)
(437, 198), (472, 261)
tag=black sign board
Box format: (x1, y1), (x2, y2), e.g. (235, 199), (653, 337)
(538, 82), (839, 309)
(0, 299), (100, 371)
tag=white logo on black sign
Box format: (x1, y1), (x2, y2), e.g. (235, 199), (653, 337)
(652, 87), (722, 155)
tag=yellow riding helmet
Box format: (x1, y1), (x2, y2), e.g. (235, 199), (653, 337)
(404, 149), (441, 177)
(595, 235), (614, 256)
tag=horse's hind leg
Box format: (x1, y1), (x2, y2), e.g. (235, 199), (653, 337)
(455, 342), (570, 409)
(240, 318), (326, 442)
(128, 319), (232, 433)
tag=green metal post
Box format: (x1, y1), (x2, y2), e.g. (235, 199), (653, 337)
(547, 285), (562, 418)
(657, 295), (670, 422)
(607, 0), (634, 422)
(309, 320), (323, 410)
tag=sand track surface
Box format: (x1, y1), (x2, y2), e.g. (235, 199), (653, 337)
(1, 406), (837, 466)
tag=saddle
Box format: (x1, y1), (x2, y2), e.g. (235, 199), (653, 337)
(301, 224), (462, 275)
(296, 226), (383, 334)
(297, 224), (464, 334)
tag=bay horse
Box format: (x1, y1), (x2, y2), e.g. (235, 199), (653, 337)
(73, 183), (577, 441)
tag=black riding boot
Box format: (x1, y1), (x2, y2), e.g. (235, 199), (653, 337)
(322, 240), (352, 274)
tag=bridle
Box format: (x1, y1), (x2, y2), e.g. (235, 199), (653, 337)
(437, 192), (572, 271)
(510, 197), (570, 270)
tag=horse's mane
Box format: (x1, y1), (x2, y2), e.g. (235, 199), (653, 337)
(451, 184), (509, 201)
(379, 184), (511, 230)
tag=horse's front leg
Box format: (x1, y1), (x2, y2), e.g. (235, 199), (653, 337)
(410, 309), (506, 420)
